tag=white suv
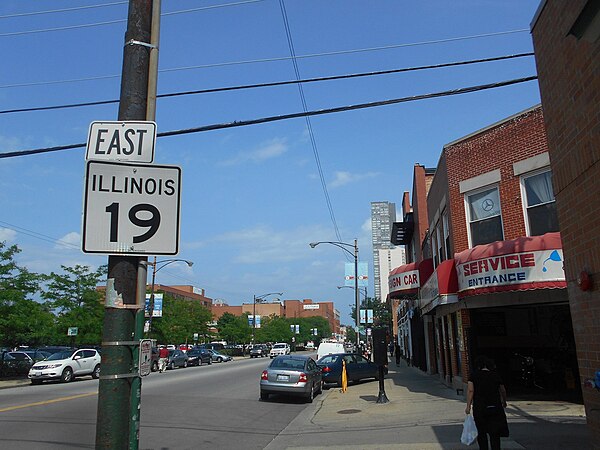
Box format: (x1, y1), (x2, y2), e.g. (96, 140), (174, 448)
(269, 343), (291, 358)
(28, 348), (101, 384)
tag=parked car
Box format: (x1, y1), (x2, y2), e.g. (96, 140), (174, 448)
(208, 349), (232, 363)
(250, 344), (269, 358)
(167, 349), (188, 369)
(269, 343), (291, 358)
(316, 353), (379, 387)
(28, 348), (101, 384)
(0, 352), (20, 376)
(186, 349), (212, 366)
(260, 355), (323, 402)
(7, 350), (51, 374)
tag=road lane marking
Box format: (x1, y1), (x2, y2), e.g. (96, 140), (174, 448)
(0, 392), (97, 413)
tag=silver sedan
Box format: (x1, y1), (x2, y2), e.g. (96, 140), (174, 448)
(259, 355), (323, 403)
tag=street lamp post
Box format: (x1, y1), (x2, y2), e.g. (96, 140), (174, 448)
(309, 239), (360, 351)
(252, 292), (283, 344)
(146, 257), (194, 333)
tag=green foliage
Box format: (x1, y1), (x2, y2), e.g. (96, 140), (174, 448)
(217, 312), (251, 344)
(0, 242), (51, 347)
(151, 294), (212, 344)
(350, 296), (391, 329)
(254, 315), (332, 345)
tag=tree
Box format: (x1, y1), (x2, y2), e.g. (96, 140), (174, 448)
(151, 294), (212, 344)
(256, 315), (292, 343)
(217, 312), (251, 344)
(350, 296), (392, 329)
(42, 264), (107, 346)
(0, 242), (53, 347)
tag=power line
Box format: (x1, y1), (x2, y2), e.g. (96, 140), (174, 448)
(0, 2), (127, 19)
(0, 0), (266, 37)
(0, 53), (534, 115)
(0, 220), (80, 250)
(0, 29), (530, 88)
(0, 76), (538, 159)
(278, 0), (343, 244)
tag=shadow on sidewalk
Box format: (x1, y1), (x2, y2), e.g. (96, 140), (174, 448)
(387, 360), (463, 401)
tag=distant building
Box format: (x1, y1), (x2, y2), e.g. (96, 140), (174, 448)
(210, 298), (340, 335)
(371, 201), (397, 300)
(377, 246), (406, 304)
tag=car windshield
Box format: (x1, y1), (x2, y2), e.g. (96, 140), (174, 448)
(270, 358), (306, 370)
(46, 350), (74, 361)
(273, 344), (286, 349)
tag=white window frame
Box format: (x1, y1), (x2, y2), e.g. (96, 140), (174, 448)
(519, 167), (556, 237)
(464, 184), (504, 248)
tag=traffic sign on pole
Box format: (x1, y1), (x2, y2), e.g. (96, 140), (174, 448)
(86, 121), (156, 163)
(82, 160), (181, 255)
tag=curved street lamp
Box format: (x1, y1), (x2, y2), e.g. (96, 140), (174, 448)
(309, 239), (360, 349)
(146, 257), (194, 333)
(252, 292), (283, 344)
(337, 285), (368, 300)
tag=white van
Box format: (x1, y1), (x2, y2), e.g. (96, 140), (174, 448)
(317, 342), (345, 361)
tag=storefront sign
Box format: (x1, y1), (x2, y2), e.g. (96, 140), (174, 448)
(389, 268), (420, 293)
(303, 304), (320, 310)
(457, 248), (565, 296)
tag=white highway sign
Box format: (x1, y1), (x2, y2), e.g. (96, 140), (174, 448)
(86, 121), (156, 163)
(82, 161), (181, 255)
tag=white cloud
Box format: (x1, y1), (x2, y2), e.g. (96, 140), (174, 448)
(361, 217), (372, 234)
(0, 228), (17, 242)
(55, 232), (80, 250)
(219, 138), (287, 166)
(330, 171), (379, 188)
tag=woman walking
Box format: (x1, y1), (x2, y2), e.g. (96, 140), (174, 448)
(465, 356), (509, 450)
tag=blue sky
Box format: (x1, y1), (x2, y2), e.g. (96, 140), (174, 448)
(0, 0), (542, 325)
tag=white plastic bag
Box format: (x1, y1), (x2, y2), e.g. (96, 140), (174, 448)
(461, 414), (478, 446)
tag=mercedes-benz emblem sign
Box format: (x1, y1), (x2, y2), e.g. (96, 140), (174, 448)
(482, 198), (494, 212)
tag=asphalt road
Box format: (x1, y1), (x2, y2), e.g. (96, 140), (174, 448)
(0, 355), (312, 449)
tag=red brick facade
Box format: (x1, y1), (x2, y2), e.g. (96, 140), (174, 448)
(445, 106), (549, 248)
(532, 1), (600, 442)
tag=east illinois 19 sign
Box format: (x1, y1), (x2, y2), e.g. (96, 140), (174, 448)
(82, 161), (181, 255)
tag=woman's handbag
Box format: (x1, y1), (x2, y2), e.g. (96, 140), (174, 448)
(461, 414), (478, 445)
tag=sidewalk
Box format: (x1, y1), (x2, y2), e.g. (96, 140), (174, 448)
(266, 360), (590, 450)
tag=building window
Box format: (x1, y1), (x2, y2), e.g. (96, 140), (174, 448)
(466, 186), (503, 247)
(443, 212), (451, 259)
(522, 169), (559, 236)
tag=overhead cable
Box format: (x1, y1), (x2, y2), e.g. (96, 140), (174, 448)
(0, 30), (530, 87)
(0, 0), (266, 37)
(0, 2), (127, 19)
(279, 0), (343, 244)
(0, 53), (534, 115)
(0, 75), (538, 159)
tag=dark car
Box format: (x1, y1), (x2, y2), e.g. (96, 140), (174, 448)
(260, 355), (323, 402)
(250, 344), (268, 358)
(151, 347), (159, 372)
(7, 350), (51, 374)
(186, 349), (212, 366)
(167, 349), (188, 369)
(317, 353), (379, 386)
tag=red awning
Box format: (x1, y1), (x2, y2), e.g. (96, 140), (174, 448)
(454, 232), (566, 298)
(419, 259), (458, 314)
(388, 259), (433, 297)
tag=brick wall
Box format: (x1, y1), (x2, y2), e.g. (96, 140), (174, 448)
(444, 106), (548, 253)
(532, 1), (600, 442)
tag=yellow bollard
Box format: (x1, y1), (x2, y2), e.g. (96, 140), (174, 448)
(341, 359), (348, 393)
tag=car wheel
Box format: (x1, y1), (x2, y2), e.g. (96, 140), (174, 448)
(217, 357), (223, 363)
(30, 379), (42, 385)
(61, 367), (73, 383)
(336, 376), (343, 388)
(208, 360), (212, 365)
(306, 383), (314, 403)
(260, 391), (269, 401)
(183, 360), (188, 368)
(92, 364), (101, 379)
(198, 359), (202, 366)
(169, 361), (175, 370)
(317, 379), (324, 394)
(152, 361), (158, 372)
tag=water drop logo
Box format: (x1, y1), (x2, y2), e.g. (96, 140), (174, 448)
(542, 250), (562, 272)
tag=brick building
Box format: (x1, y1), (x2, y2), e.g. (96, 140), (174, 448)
(210, 299), (340, 336)
(531, 0), (600, 442)
(389, 105), (579, 399)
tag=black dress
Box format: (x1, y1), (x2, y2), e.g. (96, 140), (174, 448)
(469, 369), (509, 438)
